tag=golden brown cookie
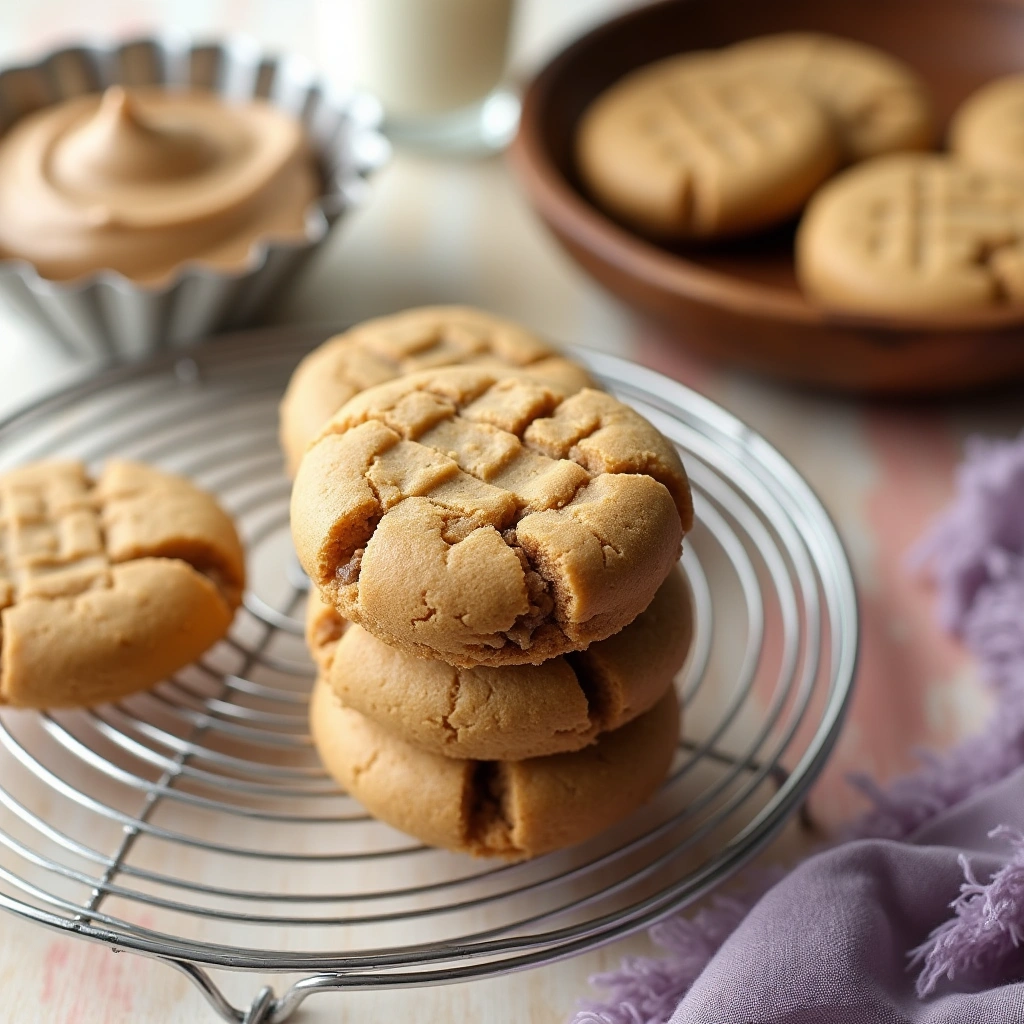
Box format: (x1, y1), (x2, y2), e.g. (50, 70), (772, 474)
(725, 33), (934, 162)
(950, 75), (1024, 176)
(0, 459), (245, 708)
(310, 674), (680, 859)
(796, 154), (1024, 316)
(575, 53), (839, 238)
(291, 366), (693, 668)
(279, 306), (594, 476)
(306, 588), (346, 674)
(306, 566), (691, 760)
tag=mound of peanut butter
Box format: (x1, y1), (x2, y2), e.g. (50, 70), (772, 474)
(0, 85), (319, 282)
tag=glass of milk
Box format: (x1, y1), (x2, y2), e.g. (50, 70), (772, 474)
(350, 0), (520, 154)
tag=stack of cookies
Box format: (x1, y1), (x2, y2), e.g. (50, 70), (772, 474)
(284, 307), (695, 860)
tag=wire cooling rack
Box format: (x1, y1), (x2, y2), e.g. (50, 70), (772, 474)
(0, 327), (857, 1022)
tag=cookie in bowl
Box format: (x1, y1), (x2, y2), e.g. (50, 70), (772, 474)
(950, 74), (1024, 176)
(723, 33), (934, 162)
(0, 459), (244, 708)
(575, 53), (840, 239)
(796, 154), (1024, 316)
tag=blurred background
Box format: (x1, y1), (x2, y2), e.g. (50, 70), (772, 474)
(0, 0), (647, 418)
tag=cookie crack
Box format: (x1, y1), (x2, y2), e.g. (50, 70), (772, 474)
(521, 412), (602, 461)
(540, 472), (593, 519)
(465, 761), (521, 857)
(323, 467), (385, 590)
(410, 592), (438, 625)
(362, 462), (385, 507)
(585, 523), (624, 570)
(349, 748), (380, 785)
(337, 547), (364, 587)
(565, 651), (614, 731)
(438, 671), (461, 745)
(500, 528), (555, 650)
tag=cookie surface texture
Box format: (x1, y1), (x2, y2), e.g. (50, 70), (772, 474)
(950, 75), (1024, 176)
(0, 460), (245, 708)
(310, 675), (680, 859)
(279, 306), (594, 476)
(575, 53), (839, 238)
(308, 566), (691, 760)
(796, 154), (1024, 316)
(725, 33), (934, 161)
(291, 366), (693, 667)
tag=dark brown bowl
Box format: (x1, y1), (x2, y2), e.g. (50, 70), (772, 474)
(508, 0), (1024, 395)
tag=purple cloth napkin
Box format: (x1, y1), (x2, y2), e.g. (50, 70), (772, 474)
(671, 769), (1024, 1023)
(576, 431), (1024, 1024)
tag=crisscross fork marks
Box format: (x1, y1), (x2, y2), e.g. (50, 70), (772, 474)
(0, 463), (108, 608)
(0, 458), (247, 709)
(866, 162), (1024, 279)
(798, 154), (1024, 315)
(278, 307), (595, 476)
(659, 76), (789, 166)
(293, 366), (691, 666)
(346, 312), (557, 378)
(318, 372), (689, 569)
(322, 379), (582, 553)
(0, 459), (247, 612)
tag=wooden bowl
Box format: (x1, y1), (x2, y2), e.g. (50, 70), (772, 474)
(508, 0), (1024, 395)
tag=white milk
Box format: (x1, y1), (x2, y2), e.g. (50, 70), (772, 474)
(352, 0), (515, 119)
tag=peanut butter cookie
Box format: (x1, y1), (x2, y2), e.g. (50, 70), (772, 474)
(950, 75), (1024, 177)
(576, 53), (839, 238)
(279, 306), (593, 476)
(0, 459), (245, 708)
(310, 675), (680, 859)
(725, 33), (933, 162)
(291, 367), (693, 667)
(796, 154), (1024, 316)
(306, 566), (690, 761)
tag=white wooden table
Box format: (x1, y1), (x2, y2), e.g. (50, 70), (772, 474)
(0, 2), (1017, 1021)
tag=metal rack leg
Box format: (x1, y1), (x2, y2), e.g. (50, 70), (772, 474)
(164, 960), (318, 1024)
(242, 987), (276, 1024)
(165, 961), (245, 1023)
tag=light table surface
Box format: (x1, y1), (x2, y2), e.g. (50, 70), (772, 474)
(0, 2), (1017, 1021)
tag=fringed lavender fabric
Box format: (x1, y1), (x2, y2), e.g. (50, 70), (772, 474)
(911, 826), (1024, 997)
(574, 431), (1024, 1024)
(573, 878), (782, 1024)
(909, 434), (1024, 638)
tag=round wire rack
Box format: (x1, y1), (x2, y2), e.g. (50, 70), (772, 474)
(0, 327), (858, 1023)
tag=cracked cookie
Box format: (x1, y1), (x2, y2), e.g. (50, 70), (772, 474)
(306, 566), (691, 761)
(291, 366), (693, 668)
(310, 673), (680, 859)
(950, 75), (1024, 177)
(0, 459), (245, 708)
(576, 52), (839, 239)
(796, 154), (1024, 316)
(724, 34), (933, 162)
(279, 306), (593, 476)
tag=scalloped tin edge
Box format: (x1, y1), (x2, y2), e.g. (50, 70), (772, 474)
(0, 35), (390, 359)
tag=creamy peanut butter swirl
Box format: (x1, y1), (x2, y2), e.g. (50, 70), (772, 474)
(0, 86), (319, 282)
